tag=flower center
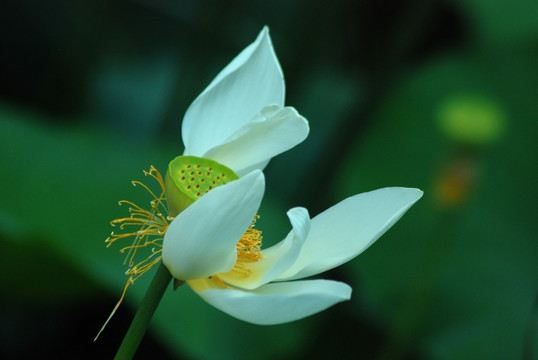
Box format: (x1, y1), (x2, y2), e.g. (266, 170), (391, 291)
(108, 158), (257, 292)
(165, 156), (264, 287)
(99, 157), (263, 335)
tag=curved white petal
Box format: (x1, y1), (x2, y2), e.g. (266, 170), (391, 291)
(277, 187), (424, 281)
(188, 278), (351, 325)
(218, 207), (310, 290)
(182, 27), (285, 157)
(162, 170), (265, 280)
(203, 105), (309, 175)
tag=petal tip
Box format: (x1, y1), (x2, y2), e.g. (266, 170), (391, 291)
(260, 25), (271, 41)
(244, 168), (265, 186)
(286, 206), (309, 220)
(406, 187), (424, 203)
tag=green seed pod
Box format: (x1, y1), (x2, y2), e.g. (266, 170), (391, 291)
(165, 156), (239, 217)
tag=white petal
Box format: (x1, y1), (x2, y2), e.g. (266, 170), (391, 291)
(203, 105), (309, 175)
(188, 278), (351, 325)
(162, 170), (265, 280)
(217, 207), (310, 289)
(182, 27), (285, 157)
(277, 187), (424, 281)
(232, 159), (270, 178)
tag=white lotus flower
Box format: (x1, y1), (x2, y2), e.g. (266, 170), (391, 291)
(162, 170), (423, 325)
(181, 26), (309, 177)
(103, 27), (309, 320)
(104, 26), (422, 329)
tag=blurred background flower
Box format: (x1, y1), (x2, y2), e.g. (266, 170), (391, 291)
(0, 1), (536, 359)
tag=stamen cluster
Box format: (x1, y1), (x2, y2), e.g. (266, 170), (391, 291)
(97, 166), (170, 339)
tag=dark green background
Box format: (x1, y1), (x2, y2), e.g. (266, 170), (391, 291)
(1, 1), (536, 359)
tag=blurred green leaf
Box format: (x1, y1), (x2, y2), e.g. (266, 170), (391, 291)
(334, 49), (538, 359)
(0, 230), (101, 304)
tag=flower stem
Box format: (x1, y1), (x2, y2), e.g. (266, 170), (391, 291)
(114, 262), (172, 360)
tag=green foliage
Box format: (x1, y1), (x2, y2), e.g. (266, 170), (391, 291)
(1, 0), (537, 358)
(335, 50), (538, 359)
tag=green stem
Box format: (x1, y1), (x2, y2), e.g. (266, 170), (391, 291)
(114, 263), (172, 360)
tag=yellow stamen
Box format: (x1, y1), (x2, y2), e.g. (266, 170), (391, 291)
(234, 215), (263, 268)
(96, 166), (171, 340)
(211, 215), (263, 287)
